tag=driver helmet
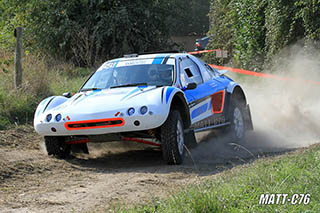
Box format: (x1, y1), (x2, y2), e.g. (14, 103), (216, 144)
(148, 66), (158, 81)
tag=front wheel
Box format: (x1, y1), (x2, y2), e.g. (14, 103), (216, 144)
(44, 136), (71, 158)
(161, 110), (185, 165)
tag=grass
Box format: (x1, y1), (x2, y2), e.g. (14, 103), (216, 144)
(0, 49), (92, 129)
(119, 145), (320, 212)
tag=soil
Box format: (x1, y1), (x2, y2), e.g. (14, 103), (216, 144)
(0, 125), (315, 212)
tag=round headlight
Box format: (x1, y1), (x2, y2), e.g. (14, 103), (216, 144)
(140, 106), (148, 115)
(127, 108), (135, 116)
(46, 114), (52, 122)
(55, 114), (62, 122)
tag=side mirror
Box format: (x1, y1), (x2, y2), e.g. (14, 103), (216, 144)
(62, 92), (72, 98)
(186, 82), (197, 90)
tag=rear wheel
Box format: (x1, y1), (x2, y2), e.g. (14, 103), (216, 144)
(44, 136), (71, 158)
(161, 110), (185, 165)
(226, 98), (246, 142)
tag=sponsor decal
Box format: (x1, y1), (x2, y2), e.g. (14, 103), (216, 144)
(124, 60), (148, 66)
(191, 103), (208, 119)
(191, 114), (225, 129)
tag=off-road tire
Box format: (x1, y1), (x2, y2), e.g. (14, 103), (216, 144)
(225, 98), (246, 142)
(161, 110), (185, 165)
(44, 136), (71, 158)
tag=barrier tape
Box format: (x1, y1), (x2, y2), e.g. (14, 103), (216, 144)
(209, 64), (320, 86)
(188, 49), (320, 85)
(188, 49), (221, 55)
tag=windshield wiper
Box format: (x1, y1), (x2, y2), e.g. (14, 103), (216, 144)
(110, 83), (148, 89)
(80, 87), (102, 92)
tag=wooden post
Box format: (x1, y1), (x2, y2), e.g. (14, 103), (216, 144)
(14, 27), (23, 89)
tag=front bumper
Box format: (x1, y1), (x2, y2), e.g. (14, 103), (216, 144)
(34, 114), (166, 136)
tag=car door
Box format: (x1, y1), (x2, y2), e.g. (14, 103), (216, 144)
(180, 56), (231, 126)
(197, 61), (229, 116)
(179, 56), (221, 125)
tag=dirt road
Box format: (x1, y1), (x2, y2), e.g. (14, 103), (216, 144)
(1, 124), (309, 213)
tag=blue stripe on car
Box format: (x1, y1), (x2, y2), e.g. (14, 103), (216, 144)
(208, 100), (212, 111)
(74, 89), (102, 104)
(113, 59), (120, 68)
(120, 87), (146, 101)
(191, 103), (208, 119)
(152, 57), (165, 64)
(166, 87), (174, 104)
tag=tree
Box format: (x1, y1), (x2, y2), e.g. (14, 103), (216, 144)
(0, 0), (174, 66)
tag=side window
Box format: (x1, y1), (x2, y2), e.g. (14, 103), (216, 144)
(179, 57), (203, 87)
(196, 57), (219, 81)
(201, 66), (212, 82)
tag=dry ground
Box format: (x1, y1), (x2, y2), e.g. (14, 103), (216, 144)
(0, 125), (305, 213)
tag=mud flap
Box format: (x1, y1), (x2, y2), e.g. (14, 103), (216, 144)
(244, 104), (253, 131)
(71, 143), (89, 154)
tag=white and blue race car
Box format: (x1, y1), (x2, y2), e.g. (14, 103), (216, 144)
(34, 52), (253, 164)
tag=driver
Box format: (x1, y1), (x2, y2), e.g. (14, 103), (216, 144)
(148, 66), (159, 81)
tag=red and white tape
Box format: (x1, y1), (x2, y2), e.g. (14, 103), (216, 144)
(188, 49), (221, 55)
(209, 64), (320, 86)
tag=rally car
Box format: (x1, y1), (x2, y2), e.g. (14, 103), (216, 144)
(34, 52), (253, 165)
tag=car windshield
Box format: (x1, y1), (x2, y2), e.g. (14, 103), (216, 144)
(81, 62), (174, 91)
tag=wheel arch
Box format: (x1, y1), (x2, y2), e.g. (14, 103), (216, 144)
(226, 85), (253, 130)
(230, 85), (247, 105)
(169, 92), (191, 129)
(35, 96), (68, 120)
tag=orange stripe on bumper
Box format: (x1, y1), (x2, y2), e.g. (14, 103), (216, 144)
(65, 118), (125, 131)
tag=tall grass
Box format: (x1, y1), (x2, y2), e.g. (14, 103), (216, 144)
(0, 49), (92, 129)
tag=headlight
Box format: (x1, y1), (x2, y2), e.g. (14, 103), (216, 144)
(127, 108), (135, 116)
(55, 114), (62, 122)
(140, 106), (148, 115)
(46, 114), (52, 122)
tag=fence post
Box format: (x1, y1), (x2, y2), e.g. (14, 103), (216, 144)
(14, 27), (23, 89)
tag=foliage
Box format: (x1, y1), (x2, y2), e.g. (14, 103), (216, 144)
(166, 0), (210, 36)
(207, 0), (320, 71)
(0, 50), (88, 129)
(0, 0), (171, 66)
(0, 0), (210, 67)
(204, 0), (233, 65)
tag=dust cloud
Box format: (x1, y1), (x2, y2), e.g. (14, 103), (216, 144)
(189, 43), (320, 164)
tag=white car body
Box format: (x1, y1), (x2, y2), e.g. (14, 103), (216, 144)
(34, 85), (180, 136)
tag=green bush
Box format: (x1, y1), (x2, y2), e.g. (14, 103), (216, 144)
(0, 0), (175, 67)
(207, 0), (320, 71)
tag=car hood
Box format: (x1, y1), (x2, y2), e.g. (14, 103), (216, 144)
(52, 86), (162, 114)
